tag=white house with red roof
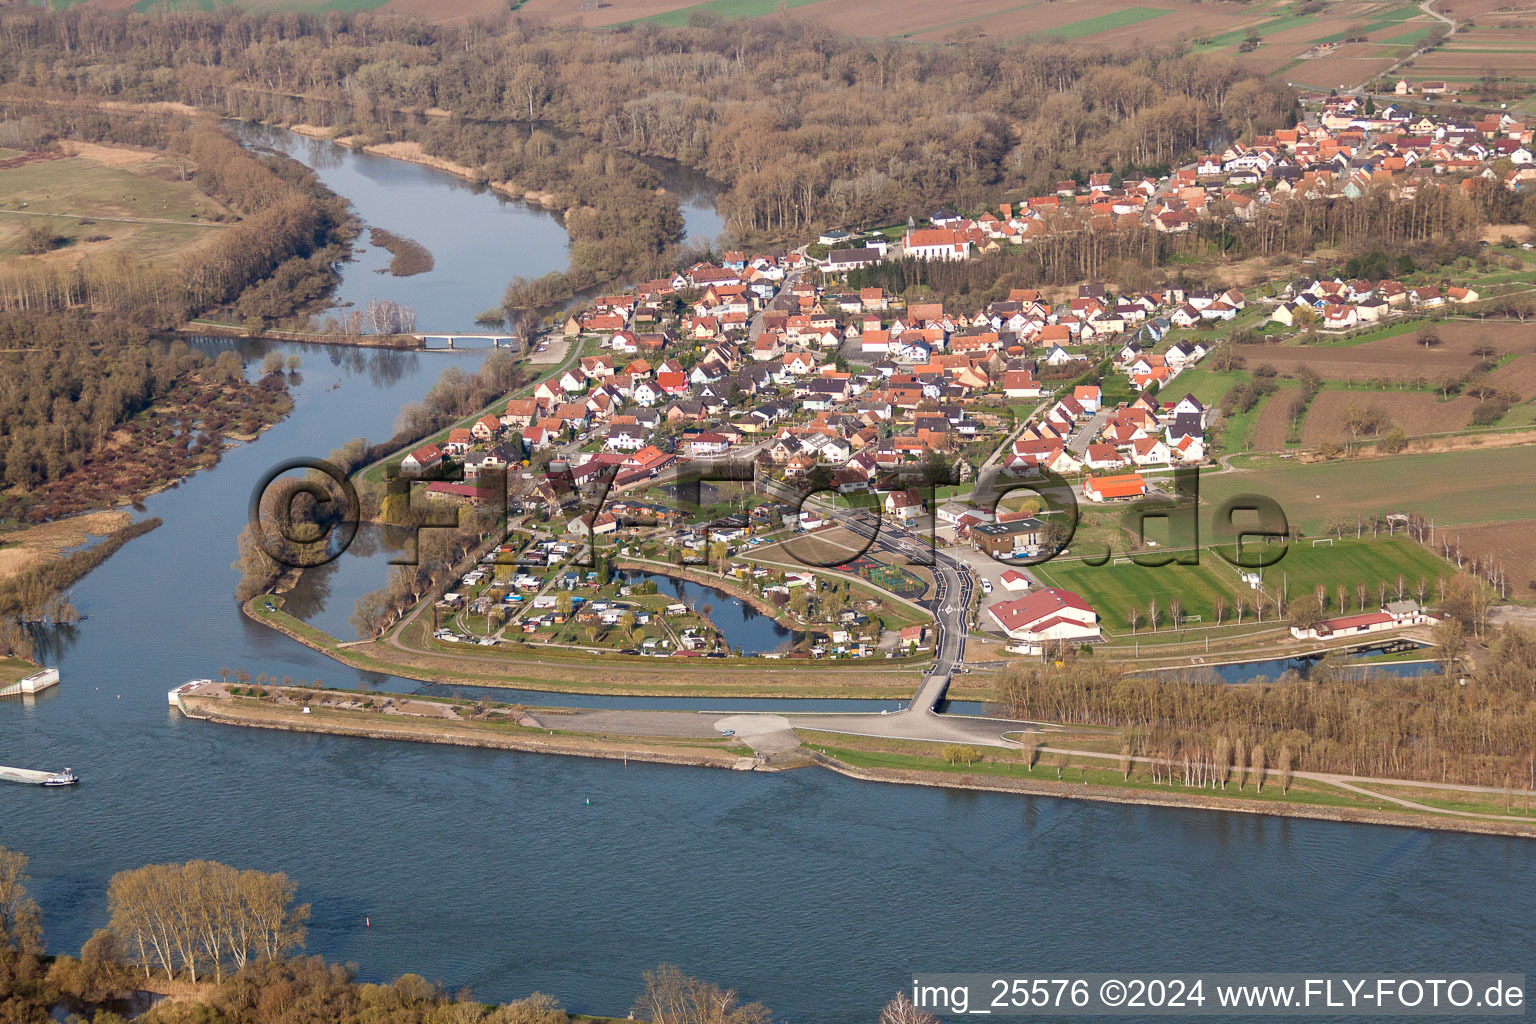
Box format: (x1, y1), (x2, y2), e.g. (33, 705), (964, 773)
(400, 443), (445, 476)
(470, 413), (502, 441)
(903, 227), (971, 261)
(882, 487), (925, 524)
(566, 510), (619, 538)
(986, 587), (1101, 649)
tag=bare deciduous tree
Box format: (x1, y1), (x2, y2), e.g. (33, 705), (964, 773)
(1214, 737), (1233, 789)
(632, 964), (772, 1024)
(0, 846), (43, 957)
(879, 992), (940, 1024)
(108, 861), (308, 983)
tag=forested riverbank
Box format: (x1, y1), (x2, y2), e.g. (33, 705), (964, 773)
(996, 618), (1536, 791)
(0, 9), (1296, 272)
(0, 107), (358, 532)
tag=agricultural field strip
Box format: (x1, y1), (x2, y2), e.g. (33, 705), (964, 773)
(1203, 446), (1536, 534)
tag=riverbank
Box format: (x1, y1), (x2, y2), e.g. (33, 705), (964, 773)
(288, 126), (567, 215)
(811, 753), (1536, 838)
(175, 683), (1536, 837)
(799, 731), (1536, 838)
(0, 517), (162, 622)
(0, 509), (130, 582)
(177, 686), (752, 770)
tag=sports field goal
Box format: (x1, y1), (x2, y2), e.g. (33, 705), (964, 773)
(1311, 538), (1334, 547)
(1112, 557), (1134, 565)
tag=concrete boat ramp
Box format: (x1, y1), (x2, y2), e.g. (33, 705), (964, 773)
(0, 668), (59, 698)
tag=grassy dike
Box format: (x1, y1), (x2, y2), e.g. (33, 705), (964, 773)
(178, 690), (757, 770)
(0, 656), (39, 687)
(178, 678), (1536, 837)
(242, 595), (993, 700)
(796, 732), (1536, 838)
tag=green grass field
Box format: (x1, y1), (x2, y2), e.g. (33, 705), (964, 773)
(0, 657), (38, 687)
(1165, 366), (1246, 408)
(1035, 551), (1245, 632)
(1033, 537), (1453, 633)
(1202, 446), (1536, 535)
(1197, 12), (1317, 48)
(640, 0), (824, 26)
(1033, 6), (1168, 39)
(0, 152), (231, 263)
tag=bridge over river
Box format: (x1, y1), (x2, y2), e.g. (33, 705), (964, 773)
(411, 332), (519, 349)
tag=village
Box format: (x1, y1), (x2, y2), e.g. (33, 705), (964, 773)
(372, 100), (1532, 664)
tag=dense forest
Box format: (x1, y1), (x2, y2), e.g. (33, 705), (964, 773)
(0, 846), (784, 1024)
(0, 317), (293, 522)
(0, 8), (1295, 275)
(997, 593), (1536, 790)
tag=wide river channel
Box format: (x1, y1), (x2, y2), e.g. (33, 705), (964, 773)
(1, 128), (1532, 1022)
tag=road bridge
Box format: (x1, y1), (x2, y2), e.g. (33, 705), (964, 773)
(410, 333), (519, 349)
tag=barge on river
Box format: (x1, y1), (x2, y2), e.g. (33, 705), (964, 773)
(0, 766), (78, 786)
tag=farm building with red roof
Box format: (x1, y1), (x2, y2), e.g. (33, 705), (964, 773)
(986, 587), (1100, 649)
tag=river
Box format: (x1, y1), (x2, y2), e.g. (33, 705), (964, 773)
(1, 132), (1532, 1022)
(237, 123), (725, 331)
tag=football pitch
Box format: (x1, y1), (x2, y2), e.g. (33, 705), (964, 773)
(1031, 537), (1453, 633)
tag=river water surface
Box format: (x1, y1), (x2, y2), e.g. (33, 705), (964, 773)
(1, 132), (1532, 1022)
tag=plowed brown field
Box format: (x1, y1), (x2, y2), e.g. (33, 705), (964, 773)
(1299, 390), (1480, 445)
(1232, 321), (1536, 388)
(1251, 392), (1299, 449)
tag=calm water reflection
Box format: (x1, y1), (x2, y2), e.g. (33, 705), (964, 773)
(623, 570), (798, 655)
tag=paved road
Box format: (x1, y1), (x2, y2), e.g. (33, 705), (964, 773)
(743, 246), (810, 341)
(760, 479), (973, 695)
(1066, 409), (1110, 456)
(0, 208), (229, 228)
